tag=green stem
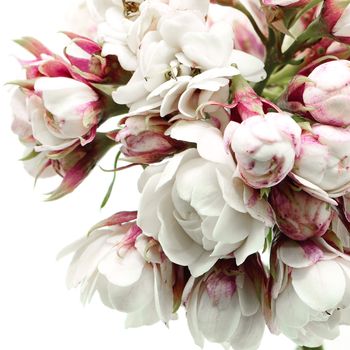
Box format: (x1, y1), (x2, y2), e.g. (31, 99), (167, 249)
(254, 28), (281, 95)
(234, 1), (267, 45)
(283, 17), (329, 61)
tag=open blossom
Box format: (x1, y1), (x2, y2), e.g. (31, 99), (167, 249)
(11, 80), (101, 153)
(137, 121), (274, 277)
(110, 0), (266, 118)
(226, 113), (301, 189)
(33, 77), (102, 152)
(270, 181), (334, 240)
(302, 60), (350, 127)
(61, 211), (180, 327)
(322, 0), (350, 44)
(270, 237), (350, 347)
(184, 258), (265, 350)
(292, 124), (350, 200)
(10, 36), (123, 155)
(110, 114), (187, 163)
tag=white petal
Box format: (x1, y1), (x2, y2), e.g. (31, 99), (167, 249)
(186, 281), (205, 347)
(189, 251), (218, 277)
(125, 299), (159, 328)
(98, 248), (146, 287)
(213, 204), (250, 244)
(276, 284), (310, 328)
(230, 313), (265, 350)
(279, 240), (322, 269)
(153, 263), (174, 323)
(107, 263), (154, 312)
(234, 222), (266, 265)
(158, 196), (203, 266)
(292, 260), (346, 311)
(237, 276), (260, 317)
(197, 290), (241, 342)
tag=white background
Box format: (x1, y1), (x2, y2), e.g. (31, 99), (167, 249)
(0, 1), (349, 349)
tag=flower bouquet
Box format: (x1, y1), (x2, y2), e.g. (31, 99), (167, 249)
(8, 0), (350, 349)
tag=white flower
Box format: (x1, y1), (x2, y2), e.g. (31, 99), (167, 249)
(111, 0), (266, 117)
(61, 215), (176, 327)
(184, 260), (265, 349)
(137, 121), (273, 276)
(33, 77), (101, 152)
(227, 112), (302, 189)
(271, 238), (350, 347)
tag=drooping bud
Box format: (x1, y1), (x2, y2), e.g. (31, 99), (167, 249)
(270, 181), (334, 240)
(109, 114), (188, 164)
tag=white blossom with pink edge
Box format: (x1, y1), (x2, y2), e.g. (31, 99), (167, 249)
(271, 238), (350, 348)
(303, 60), (350, 127)
(137, 121), (274, 276)
(33, 77), (101, 152)
(226, 112), (302, 189)
(60, 214), (176, 327)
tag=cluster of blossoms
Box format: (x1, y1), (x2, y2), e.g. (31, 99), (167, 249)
(9, 0), (350, 349)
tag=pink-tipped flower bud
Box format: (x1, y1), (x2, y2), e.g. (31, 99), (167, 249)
(113, 115), (187, 163)
(63, 32), (131, 84)
(293, 124), (350, 197)
(270, 181), (334, 240)
(227, 112), (301, 189)
(322, 0), (350, 44)
(262, 0), (310, 8)
(303, 60), (350, 127)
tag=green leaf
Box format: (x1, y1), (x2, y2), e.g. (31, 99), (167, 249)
(292, 114), (313, 132)
(263, 228), (273, 253)
(20, 149), (39, 161)
(260, 188), (271, 200)
(91, 83), (122, 96)
(100, 151), (121, 209)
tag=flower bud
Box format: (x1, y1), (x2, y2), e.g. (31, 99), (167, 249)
(322, 0), (350, 45)
(227, 112), (301, 189)
(293, 124), (350, 197)
(113, 115), (187, 163)
(302, 60), (350, 127)
(63, 32), (131, 84)
(262, 0), (310, 8)
(270, 181), (334, 240)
